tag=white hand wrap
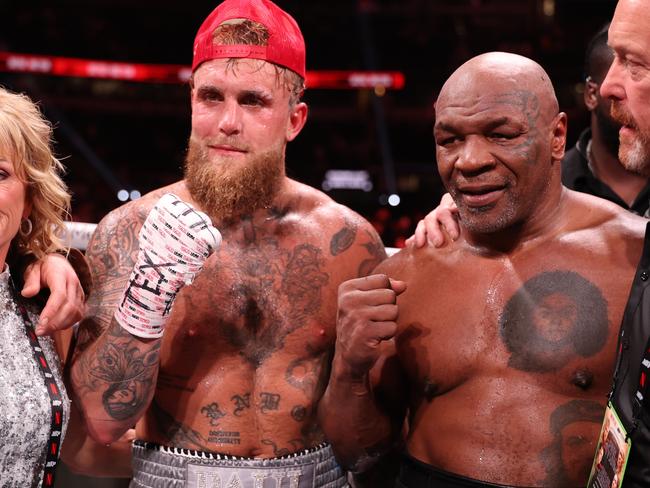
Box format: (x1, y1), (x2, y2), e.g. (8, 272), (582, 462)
(115, 193), (221, 338)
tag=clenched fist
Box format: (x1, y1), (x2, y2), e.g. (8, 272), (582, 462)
(115, 193), (221, 338)
(334, 274), (407, 377)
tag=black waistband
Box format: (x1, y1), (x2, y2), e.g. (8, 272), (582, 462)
(397, 454), (522, 488)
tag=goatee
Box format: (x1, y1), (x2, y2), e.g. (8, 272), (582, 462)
(184, 138), (285, 221)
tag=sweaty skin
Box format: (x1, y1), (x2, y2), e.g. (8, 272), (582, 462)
(72, 178), (385, 456)
(70, 57), (387, 457)
(320, 52), (647, 487)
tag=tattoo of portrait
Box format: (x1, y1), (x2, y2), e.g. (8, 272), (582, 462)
(201, 402), (227, 426)
(231, 393), (251, 417)
(538, 399), (604, 487)
(499, 271), (608, 372)
(260, 392), (281, 413)
(330, 220), (358, 256)
(291, 405), (307, 422)
(81, 322), (161, 421)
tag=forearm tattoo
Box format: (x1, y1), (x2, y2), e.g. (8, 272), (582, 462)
(75, 320), (161, 421)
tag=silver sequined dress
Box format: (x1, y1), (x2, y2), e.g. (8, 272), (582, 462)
(0, 266), (70, 487)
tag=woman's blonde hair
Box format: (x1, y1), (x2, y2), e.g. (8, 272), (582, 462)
(0, 87), (70, 259)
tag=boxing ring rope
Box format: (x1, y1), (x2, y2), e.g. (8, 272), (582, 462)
(63, 222), (400, 256)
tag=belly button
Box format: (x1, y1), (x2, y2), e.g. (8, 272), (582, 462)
(572, 369), (594, 390)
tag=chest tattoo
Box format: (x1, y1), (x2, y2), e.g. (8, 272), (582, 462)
(499, 270), (608, 373)
(539, 399), (604, 486)
(206, 237), (329, 365)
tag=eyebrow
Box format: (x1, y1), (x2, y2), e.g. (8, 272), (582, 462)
(435, 116), (516, 133)
(195, 85), (273, 101)
(195, 85), (221, 97)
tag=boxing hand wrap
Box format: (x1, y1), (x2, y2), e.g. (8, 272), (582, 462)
(115, 193), (221, 338)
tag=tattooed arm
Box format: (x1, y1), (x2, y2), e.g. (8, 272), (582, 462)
(71, 194), (219, 444)
(69, 203), (160, 444)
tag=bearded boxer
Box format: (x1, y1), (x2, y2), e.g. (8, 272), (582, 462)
(319, 52), (647, 487)
(69, 1), (389, 486)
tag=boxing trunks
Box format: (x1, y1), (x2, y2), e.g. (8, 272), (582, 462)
(130, 440), (349, 488)
(396, 454), (517, 488)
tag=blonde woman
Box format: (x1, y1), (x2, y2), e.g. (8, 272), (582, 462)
(0, 86), (130, 486)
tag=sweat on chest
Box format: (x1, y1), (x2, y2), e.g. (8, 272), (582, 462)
(162, 245), (335, 359)
(396, 266), (617, 395)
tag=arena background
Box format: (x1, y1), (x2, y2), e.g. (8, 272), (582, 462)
(0, 0), (618, 486)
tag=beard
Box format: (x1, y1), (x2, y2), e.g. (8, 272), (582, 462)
(611, 101), (650, 176)
(454, 199), (518, 234)
(184, 137), (285, 221)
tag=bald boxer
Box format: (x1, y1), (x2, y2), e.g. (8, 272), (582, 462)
(320, 52), (646, 487)
(69, 1), (388, 486)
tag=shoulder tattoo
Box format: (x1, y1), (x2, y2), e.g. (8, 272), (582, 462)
(358, 230), (387, 277)
(330, 218), (358, 256)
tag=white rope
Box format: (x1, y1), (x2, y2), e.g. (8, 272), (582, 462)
(64, 221), (400, 256)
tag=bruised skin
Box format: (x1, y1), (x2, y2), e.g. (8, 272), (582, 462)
(74, 179), (386, 457)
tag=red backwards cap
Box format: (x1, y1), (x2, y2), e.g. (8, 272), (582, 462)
(192, 0), (306, 78)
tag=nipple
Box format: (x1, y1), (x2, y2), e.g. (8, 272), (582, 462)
(423, 380), (438, 402)
(572, 369), (594, 390)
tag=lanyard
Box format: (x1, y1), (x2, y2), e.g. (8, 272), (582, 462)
(632, 334), (650, 428)
(609, 221), (650, 438)
(9, 280), (64, 488)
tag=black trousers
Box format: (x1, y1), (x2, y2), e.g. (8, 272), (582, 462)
(396, 455), (518, 488)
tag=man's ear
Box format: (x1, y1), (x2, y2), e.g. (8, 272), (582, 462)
(551, 112), (568, 163)
(286, 102), (308, 142)
(584, 79), (599, 111)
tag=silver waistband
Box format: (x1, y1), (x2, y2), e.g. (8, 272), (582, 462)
(130, 440), (349, 488)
